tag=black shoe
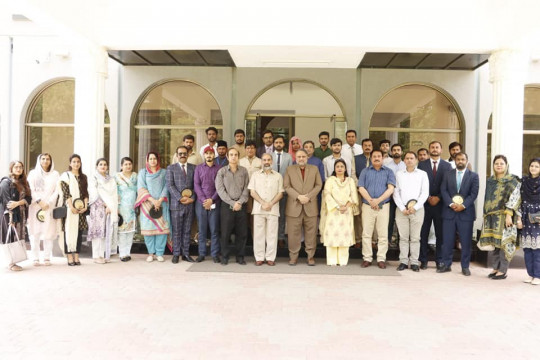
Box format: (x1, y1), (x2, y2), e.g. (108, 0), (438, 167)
(120, 257), (128, 262)
(182, 255), (196, 263)
(436, 263), (443, 271)
(236, 257), (246, 265)
(172, 255), (180, 264)
(492, 273), (507, 280)
(195, 256), (205, 263)
(462, 268), (471, 276)
(221, 257), (229, 266)
(126, 256), (131, 261)
(212, 256), (221, 263)
(74, 261), (81, 266)
(488, 271), (498, 278)
(437, 265), (452, 273)
(397, 263), (408, 271)
(411, 265), (420, 272)
(420, 262), (427, 270)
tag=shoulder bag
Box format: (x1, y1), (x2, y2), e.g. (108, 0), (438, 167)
(1, 214), (28, 264)
(53, 194), (67, 219)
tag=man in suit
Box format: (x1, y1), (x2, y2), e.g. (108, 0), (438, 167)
(256, 130), (274, 158)
(417, 140), (452, 270)
(166, 146), (196, 264)
(439, 152), (479, 276)
(272, 135), (293, 247)
(353, 138), (373, 248)
(284, 149), (322, 266)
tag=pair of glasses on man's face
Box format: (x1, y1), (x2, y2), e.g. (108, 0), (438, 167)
(178, 152), (187, 156)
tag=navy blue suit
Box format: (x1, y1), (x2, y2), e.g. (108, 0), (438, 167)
(440, 168), (479, 268)
(417, 158), (452, 264)
(354, 154), (370, 179)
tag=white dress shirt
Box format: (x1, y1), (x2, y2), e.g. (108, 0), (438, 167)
(393, 167), (429, 211)
(322, 155), (352, 179)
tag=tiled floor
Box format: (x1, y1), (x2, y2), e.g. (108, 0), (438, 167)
(2, 254), (539, 359)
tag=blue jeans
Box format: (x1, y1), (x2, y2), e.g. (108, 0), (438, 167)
(195, 201), (220, 257)
(524, 248), (540, 278)
(144, 234), (167, 256)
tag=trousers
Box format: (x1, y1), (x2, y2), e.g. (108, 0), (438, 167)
(253, 214), (279, 261)
(195, 201), (220, 257)
(220, 204), (248, 259)
(30, 235), (54, 261)
(171, 205), (194, 256)
(361, 203), (390, 262)
(395, 208), (424, 265)
(144, 234), (167, 256)
(118, 232), (134, 257)
(524, 248), (540, 278)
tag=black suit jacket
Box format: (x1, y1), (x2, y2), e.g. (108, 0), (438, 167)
(417, 158), (452, 199)
(441, 169), (479, 221)
(166, 162), (196, 211)
(256, 145), (273, 159)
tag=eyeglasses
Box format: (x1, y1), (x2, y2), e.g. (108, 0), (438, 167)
(263, 136), (273, 139)
(178, 152), (188, 156)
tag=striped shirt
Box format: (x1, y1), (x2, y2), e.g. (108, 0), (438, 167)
(357, 165), (396, 205)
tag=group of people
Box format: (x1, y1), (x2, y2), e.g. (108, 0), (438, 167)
(1, 128), (540, 285)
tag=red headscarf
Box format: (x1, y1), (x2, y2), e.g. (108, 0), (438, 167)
(288, 136), (303, 162)
(145, 152), (161, 174)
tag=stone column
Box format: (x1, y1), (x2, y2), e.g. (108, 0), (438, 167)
(73, 44), (108, 171)
(489, 49), (529, 175)
(0, 36), (12, 171)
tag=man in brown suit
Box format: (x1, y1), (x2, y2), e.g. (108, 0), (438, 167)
(284, 149), (323, 266)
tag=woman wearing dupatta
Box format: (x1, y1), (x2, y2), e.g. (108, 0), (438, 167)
(478, 155), (521, 280)
(0, 161), (32, 271)
(518, 158), (540, 285)
(87, 158), (119, 264)
(135, 152), (170, 262)
(319, 159), (359, 266)
(288, 136), (302, 163)
(27, 153), (59, 266)
(59, 154), (89, 266)
(115, 157), (137, 262)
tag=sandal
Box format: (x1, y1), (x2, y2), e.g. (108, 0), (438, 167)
(9, 264), (23, 271)
(43, 259), (51, 266)
(33, 260), (41, 267)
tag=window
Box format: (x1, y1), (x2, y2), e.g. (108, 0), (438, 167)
(25, 79), (110, 168)
(369, 84), (462, 159)
(487, 86), (540, 175)
(132, 80), (223, 170)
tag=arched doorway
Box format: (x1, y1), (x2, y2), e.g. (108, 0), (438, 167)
(369, 84), (463, 159)
(245, 80), (346, 147)
(486, 86), (540, 175)
(25, 79), (110, 169)
(131, 80), (223, 170)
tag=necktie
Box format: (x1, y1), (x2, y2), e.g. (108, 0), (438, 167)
(277, 153), (281, 173)
(432, 161), (437, 177)
(457, 171), (463, 192)
(181, 164), (186, 176)
(350, 146), (356, 176)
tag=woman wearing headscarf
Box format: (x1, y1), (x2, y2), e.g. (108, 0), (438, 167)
(87, 158), (119, 264)
(288, 136), (302, 163)
(135, 152), (170, 262)
(27, 153), (59, 266)
(518, 158), (540, 285)
(478, 155), (521, 280)
(115, 157), (138, 262)
(0, 161), (32, 271)
(319, 159), (359, 266)
(59, 154), (89, 266)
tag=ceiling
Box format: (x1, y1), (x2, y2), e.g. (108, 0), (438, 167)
(5, 0), (540, 68)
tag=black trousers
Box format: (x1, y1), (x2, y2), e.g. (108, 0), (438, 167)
(419, 204), (443, 264)
(64, 229), (83, 254)
(220, 204), (247, 259)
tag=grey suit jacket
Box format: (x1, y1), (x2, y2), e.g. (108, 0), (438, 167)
(271, 151), (293, 177)
(166, 162), (196, 211)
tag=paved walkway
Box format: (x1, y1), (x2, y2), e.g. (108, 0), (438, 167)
(2, 254), (538, 359)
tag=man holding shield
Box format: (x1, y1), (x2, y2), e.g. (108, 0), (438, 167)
(393, 151), (429, 271)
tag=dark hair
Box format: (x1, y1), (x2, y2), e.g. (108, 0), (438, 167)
(245, 140), (256, 148)
(493, 154), (508, 165)
(95, 157), (109, 168)
(39, 153), (53, 172)
(330, 138), (342, 146)
(9, 161), (31, 196)
(318, 131), (330, 138)
(68, 154), (89, 200)
(391, 144), (402, 152)
(361, 138), (373, 146)
(262, 130), (274, 138)
(205, 126), (218, 135)
(331, 159), (349, 178)
(274, 135), (285, 143)
(346, 129), (357, 136)
(234, 129), (245, 136)
(379, 139), (391, 146)
(454, 152), (468, 160)
(528, 158), (540, 176)
(448, 141), (462, 151)
(176, 145), (188, 153)
(417, 148), (428, 154)
(303, 140), (315, 148)
(404, 151), (417, 159)
(429, 141), (442, 148)
(120, 157), (133, 166)
(295, 149), (308, 157)
(183, 134), (195, 142)
(371, 149), (383, 157)
(217, 140), (228, 148)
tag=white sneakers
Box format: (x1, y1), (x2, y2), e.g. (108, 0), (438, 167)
(524, 277), (533, 283)
(532, 278), (540, 285)
(146, 255), (154, 262)
(157, 256), (165, 262)
(146, 255), (164, 262)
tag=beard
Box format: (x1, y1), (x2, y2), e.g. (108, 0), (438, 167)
(456, 163), (466, 170)
(392, 153), (401, 159)
(263, 165), (272, 171)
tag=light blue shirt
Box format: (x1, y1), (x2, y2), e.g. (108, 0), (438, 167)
(358, 165), (396, 205)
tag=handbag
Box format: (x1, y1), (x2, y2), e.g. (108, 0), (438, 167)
(1, 219), (28, 265)
(528, 212), (540, 224)
(52, 195), (67, 219)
